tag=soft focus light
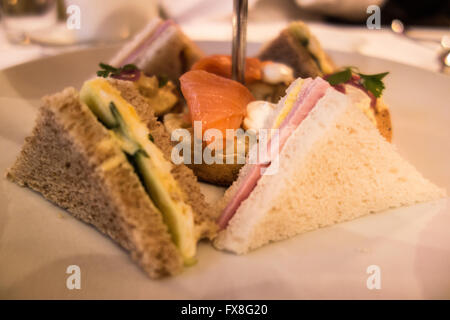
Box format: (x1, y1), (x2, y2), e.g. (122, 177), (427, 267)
(391, 19), (404, 34)
(441, 36), (450, 49)
(445, 52), (450, 67)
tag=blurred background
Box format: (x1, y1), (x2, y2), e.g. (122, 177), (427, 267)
(0, 0), (449, 72)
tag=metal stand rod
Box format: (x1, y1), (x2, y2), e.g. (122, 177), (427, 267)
(232, 0), (248, 84)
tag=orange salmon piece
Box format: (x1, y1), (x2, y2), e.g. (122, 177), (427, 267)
(191, 54), (262, 83)
(180, 70), (255, 139)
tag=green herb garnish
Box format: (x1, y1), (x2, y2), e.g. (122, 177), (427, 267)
(97, 63), (138, 78)
(358, 72), (389, 98)
(325, 68), (352, 85)
(325, 67), (389, 98)
(148, 133), (154, 142)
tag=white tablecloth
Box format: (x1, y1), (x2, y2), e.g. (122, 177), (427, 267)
(0, 0), (447, 72)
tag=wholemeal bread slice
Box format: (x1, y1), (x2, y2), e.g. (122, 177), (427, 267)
(214, 89), (446, 254)
(258, 21), (336, 78)
(258, 29), (323, 78)
(108, 78), (216, 239)
(6, 88), (184, 278)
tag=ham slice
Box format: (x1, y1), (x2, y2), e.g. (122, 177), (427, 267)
(274, 77), (330, 158)
(217, 77), (330, 229)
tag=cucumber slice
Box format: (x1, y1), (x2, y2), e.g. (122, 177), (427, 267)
(134, 151), (197, 262)
(80, 83), (117, 128)
(108, 102), (141, 154)
(81, 78), (198, 263)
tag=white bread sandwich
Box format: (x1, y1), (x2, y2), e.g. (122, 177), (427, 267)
(214, 77), (446, 254)
(6, 77), (216, 278)
(325, 68), (392, 142)
(259, 21), (392, 142)
(109, 18), (204, 83)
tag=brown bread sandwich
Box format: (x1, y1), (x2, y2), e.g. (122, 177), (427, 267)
(7, 76), (216, 278)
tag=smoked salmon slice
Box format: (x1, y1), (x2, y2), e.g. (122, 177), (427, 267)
(191, 55), (263, 84)
(180, 70), (255, 140)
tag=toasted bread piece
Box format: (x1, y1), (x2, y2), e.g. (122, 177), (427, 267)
(188, 161), (242, 187)
(186, 135), (244, 187)
(162, 116), (244, 187)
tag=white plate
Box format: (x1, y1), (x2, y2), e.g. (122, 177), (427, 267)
(0, 42), (449, 299)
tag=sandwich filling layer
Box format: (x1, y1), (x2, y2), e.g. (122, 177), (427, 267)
(111, 19), (174, 67)
(217, 77), (330, 228)
(80, 78), (197, 264)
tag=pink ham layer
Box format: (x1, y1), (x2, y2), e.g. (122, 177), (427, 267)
(118, 20), (174, 67)
(217, 77), (331, 229)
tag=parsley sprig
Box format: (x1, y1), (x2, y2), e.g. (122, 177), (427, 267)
(358, 71), (389, 98)
(96, 63), (138, 78)
(325, 67), (389, 98)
